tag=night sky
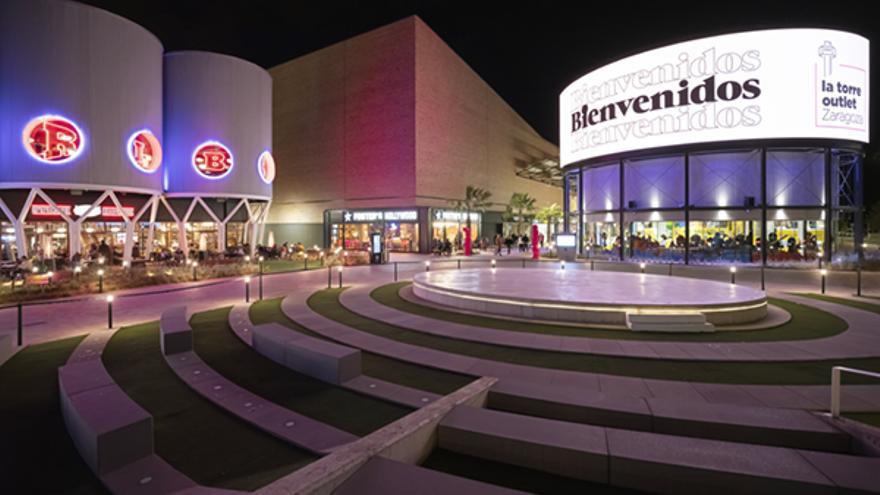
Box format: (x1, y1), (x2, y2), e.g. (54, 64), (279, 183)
(83, 0), (878, 148)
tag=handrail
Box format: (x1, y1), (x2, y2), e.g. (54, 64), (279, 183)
(831, 366), (880, 417)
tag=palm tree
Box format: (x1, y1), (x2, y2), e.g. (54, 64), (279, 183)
(506, 192), (537, 235)
(536, 203), (563, 240)
(450, 185), (492, 253)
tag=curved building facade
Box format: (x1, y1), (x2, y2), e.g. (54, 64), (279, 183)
(160, 51), (273, 256)
(0, 0), (273, 263)
(560, 29), (869, 266)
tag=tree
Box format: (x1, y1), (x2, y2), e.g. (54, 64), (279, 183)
(505, 192), (537, 235)
(536, 202), (563, 240)
(449, 185), (493, 251)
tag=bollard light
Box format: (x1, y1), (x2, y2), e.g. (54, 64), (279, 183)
(192, 261), (199, 281)
(425, 260), (431, 272)
(122, 260), (130, 269)
(560, 260), (566, 271)
(106, 294), (115, 329)
(258, 256), (265, 300)
(820, 268), (828, 294)
(97, 268), (105, 293)
(338, 265), (343, 288)
(74, 265), (82, 277)
(98, 256), (105, 265)
(244, 276), (251, 303)
(46, 271), (54, 285)
(491, 259), (496, 268)
(244, 255), (251, 263)
(31, 266), (39, 274)
(639, 262), (646, 274)
(729, 266), (737, 285)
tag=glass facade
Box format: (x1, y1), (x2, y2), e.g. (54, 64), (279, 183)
(568, 146), (863, 266)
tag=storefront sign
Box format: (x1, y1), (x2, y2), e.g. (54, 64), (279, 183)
(560, 29), (870, 165)
(31, 203), (134, 219)
(22, 114), (85, 164)
(192, 141), (234, 179)
(433, 210), (480, 222)
(127, 130), (162, 173)
(343, 210), (418, 222)
(257, 151), (276, 184)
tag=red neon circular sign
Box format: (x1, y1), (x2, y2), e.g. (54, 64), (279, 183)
(127, 130), (162, 173)
(258, 151), (275, 184)
(192, 141), (233, 179)
(22, 115), (84, 164)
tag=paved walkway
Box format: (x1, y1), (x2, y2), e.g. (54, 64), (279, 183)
(280, 287), (880, 413)
(338, 282), (880, 361)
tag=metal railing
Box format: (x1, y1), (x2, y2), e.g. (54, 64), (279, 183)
(831, 366), (880, 417)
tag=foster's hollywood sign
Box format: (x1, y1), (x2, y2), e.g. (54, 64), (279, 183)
(560, 29), (869, 165)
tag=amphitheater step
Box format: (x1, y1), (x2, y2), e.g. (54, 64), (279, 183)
(333, 457), (528, 495)
(439, 405), (880, 495)
(488, 381), (851, 453)
(626, 312), (715, 332)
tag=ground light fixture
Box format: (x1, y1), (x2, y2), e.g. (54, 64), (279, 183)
(106, 294), (115, 329)
(98, 256), (105, 265)
(122, 260), (130, 269)
(244, 255), (251, 263)
(97, 269), (105, 293)
(640, 262), (646, 274)
(258, 256), (265, 300)
(491, 259), (496, 268)
(338, 265), (344, 288)
(560, 260), (566, 270)
(74, 266), (82, 277)
(31, 266), (38, 274)
(730, 266), (737, 285)
(244, 276), (251, 303)
(425, 260), (431, 272)
(821, 269), (828, 294)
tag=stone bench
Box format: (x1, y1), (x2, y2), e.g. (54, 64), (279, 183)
(333, 457), (528, 495)
(626, 313), (714, 332)
(58, 359), (153, 476)
(160, 306), (192, 355)
(252, 322), (361, 384)
(0, 333), (13, 367)
(438, 405), (609, 483)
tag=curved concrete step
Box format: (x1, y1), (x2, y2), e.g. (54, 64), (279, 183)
(439, 405), (880, 495)
(489, 380), (851, 453)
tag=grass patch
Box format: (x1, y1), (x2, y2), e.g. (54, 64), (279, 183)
(262, 259), (321, 274)
(0, 336), (107, 494)
(310, 288), (880, 385)
(422, 449), (646, 494)
(103, 322), (315, 491)
(844, 413), (880, 428)
(249, 298), (472, 395)
(795, 293), (880, 315)
(375, 282), (847, 342)
(190, 306), (410, 435)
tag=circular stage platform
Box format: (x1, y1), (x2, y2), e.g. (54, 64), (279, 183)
(412, 268), (768, 331)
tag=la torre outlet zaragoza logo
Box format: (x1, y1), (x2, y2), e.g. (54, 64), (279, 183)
(559, 29), (870, 165)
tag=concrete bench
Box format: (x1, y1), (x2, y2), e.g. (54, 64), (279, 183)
(160, 306), (192, 355)
(252, 322), (361, 384)
(626, 313), (714, 332)
(58, 359), (153, 476)
(0, 333), (13, 367)
(438, 405), (609, 483)
(334, 457), (528, 495)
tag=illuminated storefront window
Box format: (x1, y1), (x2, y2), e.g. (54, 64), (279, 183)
(22, 115), (85, 164)
(431, 210), (480, 248)
(328, 209), (420, 253)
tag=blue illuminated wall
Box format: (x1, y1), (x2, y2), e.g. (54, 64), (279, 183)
(163, 51), (272, 199)
(0, 0), (163, 193)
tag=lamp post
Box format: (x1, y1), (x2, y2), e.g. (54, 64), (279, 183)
(106, 295), (114, 329)
(258, 256), (264, 300)
(97, 269), (104, 293)
(730, 266), (737, 285)
(244, 276), (251, 303)
(337, 266), (343, 288)
(820, 269), (827, 294)
(639, 262), (646, 274)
